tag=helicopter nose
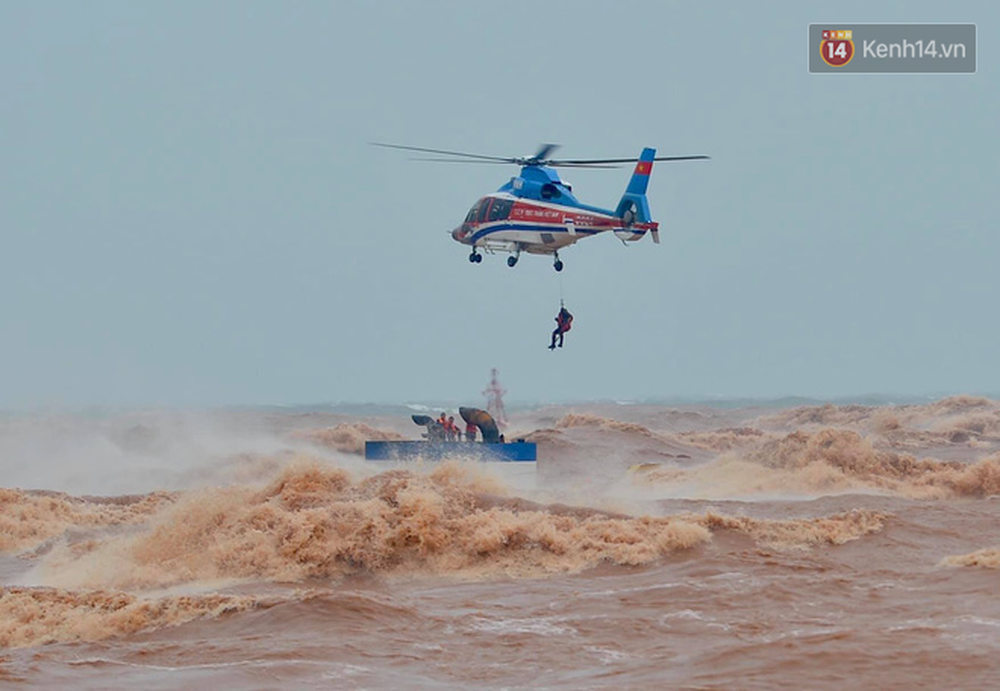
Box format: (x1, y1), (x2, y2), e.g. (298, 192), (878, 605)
(451, 226), (469, 243)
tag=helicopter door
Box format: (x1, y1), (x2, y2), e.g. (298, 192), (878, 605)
(563, 218), (576, 236)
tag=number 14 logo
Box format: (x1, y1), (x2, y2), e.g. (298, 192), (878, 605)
(821, 30), (855, 67)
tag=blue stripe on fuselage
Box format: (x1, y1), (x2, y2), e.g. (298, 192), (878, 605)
(469, 222), (606, 244)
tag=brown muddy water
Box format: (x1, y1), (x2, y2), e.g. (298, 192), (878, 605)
(2, 396), (1000, 689)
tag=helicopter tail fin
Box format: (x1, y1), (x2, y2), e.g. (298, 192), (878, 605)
(614, 148), (656, 242)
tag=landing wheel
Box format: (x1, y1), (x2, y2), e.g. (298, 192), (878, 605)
(553, 260), (564, 272)
(469, 251), (482, 263)
(474, 253), (482, 263)
(507, 255), (518, 268)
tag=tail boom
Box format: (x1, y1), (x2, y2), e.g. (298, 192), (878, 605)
(615, 147), (658, 242)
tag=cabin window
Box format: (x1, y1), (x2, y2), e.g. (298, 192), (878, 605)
(487, 198), (513, 222)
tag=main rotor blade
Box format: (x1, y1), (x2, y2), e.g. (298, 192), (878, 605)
(410, 157), (512, 164)
(532, 143), (560, 161)
(371, 142), (515, 163)
(547, 162), (623, 169)
(548, 155), (711, 165)
(414, 157), (620, 168)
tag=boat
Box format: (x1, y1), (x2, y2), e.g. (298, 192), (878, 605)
(364, 407), (536, 462)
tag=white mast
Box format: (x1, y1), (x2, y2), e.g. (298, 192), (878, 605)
(482, 368), (509, 429)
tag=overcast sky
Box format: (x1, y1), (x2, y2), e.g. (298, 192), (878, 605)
(2, 1), (998, 408)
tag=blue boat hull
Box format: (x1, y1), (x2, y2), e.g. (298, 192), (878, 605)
(364, 440), (536, 462)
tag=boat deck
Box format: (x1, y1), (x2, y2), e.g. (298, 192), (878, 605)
(364, 440), (536, 462)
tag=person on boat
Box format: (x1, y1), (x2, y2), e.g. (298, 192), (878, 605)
(447, 416), (459, 441)
(549, 306), (573, 349)
(465, 421), (478, 442)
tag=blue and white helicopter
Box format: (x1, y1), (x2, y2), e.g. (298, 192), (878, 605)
(375, 143), (708, 271)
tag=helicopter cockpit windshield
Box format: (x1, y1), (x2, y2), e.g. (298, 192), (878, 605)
(464, 200), (483, 223)
(465, 197), (514, 224)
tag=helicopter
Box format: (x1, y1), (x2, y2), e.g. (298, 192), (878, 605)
(375, 143), (709, 271)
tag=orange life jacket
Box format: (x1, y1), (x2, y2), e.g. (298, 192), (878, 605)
(557, 310), (573, 332)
